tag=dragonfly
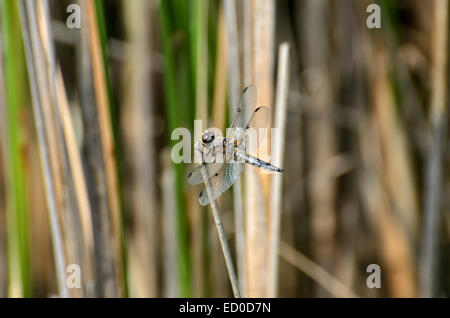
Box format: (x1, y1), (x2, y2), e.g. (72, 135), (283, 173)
(188, 85), (284, 206)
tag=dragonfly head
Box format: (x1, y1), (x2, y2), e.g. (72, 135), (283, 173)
(201, 129), (216, 145)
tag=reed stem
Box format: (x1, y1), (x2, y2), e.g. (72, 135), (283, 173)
(197, 148), (240, 298)
(18, 0), (68, 297)
(279, 241), (358, 298)
(267, 42), (290, 297)
(421, 0), (449, 298)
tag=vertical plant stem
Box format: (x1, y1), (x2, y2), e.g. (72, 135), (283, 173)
(194, 0), (208, 123)
(191, 0), (209, 297)
(55, 67), (96, 295)
(77, 0), (119, 297)
(160, 0), (191, 297)
(161, 152), (179, 297)
(247, 0), (275, 298)
(212, 4), (228, 129)
(122, 0), (159, 297)
(367, 46), (417, 297)
(222, 0), (245, 296)
(85, 0), (124, 296)
(0, 1), (8, 297)
(267, 43), (290, 297)
(197, 149), (240, 298)
(222, 0), (241, 108)
(302, 0), (336, 297)
(18, 0), (68, 297)
(242, 0), (252, 87)
(38, 0), (96, 296)
(421, 0), (448, 298)
(28, 0), (84, 296)
(1, 0), (31, 298)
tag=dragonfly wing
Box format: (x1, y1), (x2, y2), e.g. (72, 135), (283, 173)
(199, 162), (244, 206)
(227, 86), (268, 149)
(245, 106), (268, 130)
(229, 106), (269, 157)
(189, 142), (225, 185)
(187, 162), (223, 185)
(231, 85), (268, 131)
(228, 85), (257, 135)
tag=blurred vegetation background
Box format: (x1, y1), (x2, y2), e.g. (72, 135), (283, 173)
(0, 0), (449, 298)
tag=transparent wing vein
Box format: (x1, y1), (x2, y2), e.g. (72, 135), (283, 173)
(199, 162), (244, 206)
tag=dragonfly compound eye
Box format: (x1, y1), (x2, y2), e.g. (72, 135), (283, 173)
(202, 132), (215, 144)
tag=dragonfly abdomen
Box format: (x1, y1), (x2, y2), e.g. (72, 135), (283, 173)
(235, 151), (284, 172)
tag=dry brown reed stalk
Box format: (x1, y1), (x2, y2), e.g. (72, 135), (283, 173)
(25, 1), (69, 257)
(267, 43), (290, 297)
(279, 241), (358, 298)
(242, 0), (253, 87)
(161, 151), (179, 297)
(35, 15), (83, 294)
(85, 0), (123, 296)
(76, 0), (116, 297)
(301, 0), (337, 297)
(122, 0), (159, 298)
(197, 148), (241, 298)
(251, 0), (274, 207)
(34, 0), (86, 297)
(365, 47), (416, 297)
(251, 0), (274, 177)
(212, 5), (228, 130)
(222, 0), (241, 107)
(231, 154), (245, 295)
(55, 67), (96, 295)
(421, 0), (449, 298)
(372, 0), (430, 164)
(238, 0), (254, 297)
(366, 46), (419, 252)
(36, 0), (97, 296)
(27, 128), (55, 297)
(189, 194), (204, 297)
(210, 19), (228, 293)
(195, 0), (208, 124)
(18, 0), (68, 297)
(26, 0), (77, 296)
(222, 0), (245, 296)
(245, 0), (275, 298)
